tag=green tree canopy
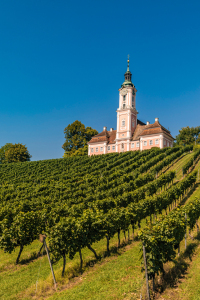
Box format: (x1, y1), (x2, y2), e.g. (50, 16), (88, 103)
(175, 126), (200, 146)
(4, 143), (32, 163)
(0, 143), (13, 163)
(62, 120), (98, 156)
(70, 145), (88, 157)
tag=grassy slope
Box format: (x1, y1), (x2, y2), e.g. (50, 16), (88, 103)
(155, 158), (200, 300)
(1, 152), (200, 300)
(0, 226), (145, 300)
(46, 154), (200, 300)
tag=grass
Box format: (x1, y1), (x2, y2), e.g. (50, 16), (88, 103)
(47, 241), (143, 300)
(166, 152), (194, 180)
(152, 178), (200, 300)
(0, 224), (145, 300)
(154, 221), (200, 300)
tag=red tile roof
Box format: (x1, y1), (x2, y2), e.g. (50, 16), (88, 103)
(132, 124), (144, 141)
(135, 121), (174, 140)
(88, 130), (116, 144)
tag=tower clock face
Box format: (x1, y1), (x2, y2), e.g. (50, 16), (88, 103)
(120, 88), (128, 96)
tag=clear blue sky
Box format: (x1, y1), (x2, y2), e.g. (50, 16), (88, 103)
(0, 0), (200, 161)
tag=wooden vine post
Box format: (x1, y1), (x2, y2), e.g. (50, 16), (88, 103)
(185, 213), (187, 249)
(39, 234), (57, 289)
(142, 243), (150, 300)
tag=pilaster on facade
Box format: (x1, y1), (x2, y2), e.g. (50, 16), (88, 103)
(104, 143), (107, 154)
(116, 143), (118, 152)
(140, 138), (143, 151)
(159, 135), (164, 149)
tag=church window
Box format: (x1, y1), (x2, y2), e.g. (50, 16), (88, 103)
(132, 97), (134, 107)
(155, 139), (159, 145)
(123, 95), (126, 102)
(144, 141), (147, 146)
(95, 147), (98, 152)
(100, 147), (103, 152)
(123, 103), (126, 109)
(131, 143), (134, 148)
(91, 148), (94, 153)
(132, 120), (134, 127)
(112, 145), (115, 150)
(122, 119), (125, 126)
(136, 142), (139, 147)
(149, 140), (153, 145)
(108, 146), (110, 150)
(121, 143), (124, 149)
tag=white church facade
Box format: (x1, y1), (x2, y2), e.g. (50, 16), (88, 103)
(88, 58), (174, 156)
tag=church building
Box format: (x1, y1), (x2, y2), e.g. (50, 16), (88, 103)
(88, 58), (174, 156)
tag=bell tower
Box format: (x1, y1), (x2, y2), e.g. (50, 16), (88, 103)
(115, 56), (138, 152)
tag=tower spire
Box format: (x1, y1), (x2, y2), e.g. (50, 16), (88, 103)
(127, 54), (130, 71)
(121, 54), (133, 86)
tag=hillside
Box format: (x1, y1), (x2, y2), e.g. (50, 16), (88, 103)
(0, 146), (200, 300)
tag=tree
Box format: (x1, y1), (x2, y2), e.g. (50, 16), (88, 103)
(62, 120), (98, 156)
(70, 145), (88, 157)
(4, 143), (32, 163)
(0, 143), (13, 163)
(175, 126), (200, 146)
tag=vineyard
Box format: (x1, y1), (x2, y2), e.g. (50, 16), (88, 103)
(0, 146), (200, 299)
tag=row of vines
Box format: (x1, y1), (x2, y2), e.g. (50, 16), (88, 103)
(0, 145), (196, 278)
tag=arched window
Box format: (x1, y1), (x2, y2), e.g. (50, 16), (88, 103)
(122, 119), (125, 126)
(123, 103), (126, 109)
(123, 95), (126, 102)
(121, 143), (124, 149)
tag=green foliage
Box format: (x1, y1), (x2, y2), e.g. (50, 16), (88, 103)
(4, 143), (31, 163)
(0, 211), (42, 254)
(194, 144), (200, 152)
(0, 145), (197, 273)
(139, 170), (198, 276)
(62, 120), (98, 156)
(182, 148), (200, 174)
(70, 145), (88, 157)
(175, 126), (200, 146)
(0, 143), (13, 164)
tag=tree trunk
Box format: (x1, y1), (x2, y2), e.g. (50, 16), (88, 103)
(16, 245), (23, 264)
(62, 253), (66, 277)
(189, 230), (194, 240)
(37, 244), (44, 257)
(178, 244), (180, 257)
(132, 224), (134, 239)
(79, 249), (83, 270)
(152, 273), (155, 292)
(87, 244), (98, 259)
(106, 236), (110, 255)
(123, 230), (126, 241)
(128, 229), (130, 241)
(118, 229), (120, 247)
(196, 221), (199, 233)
